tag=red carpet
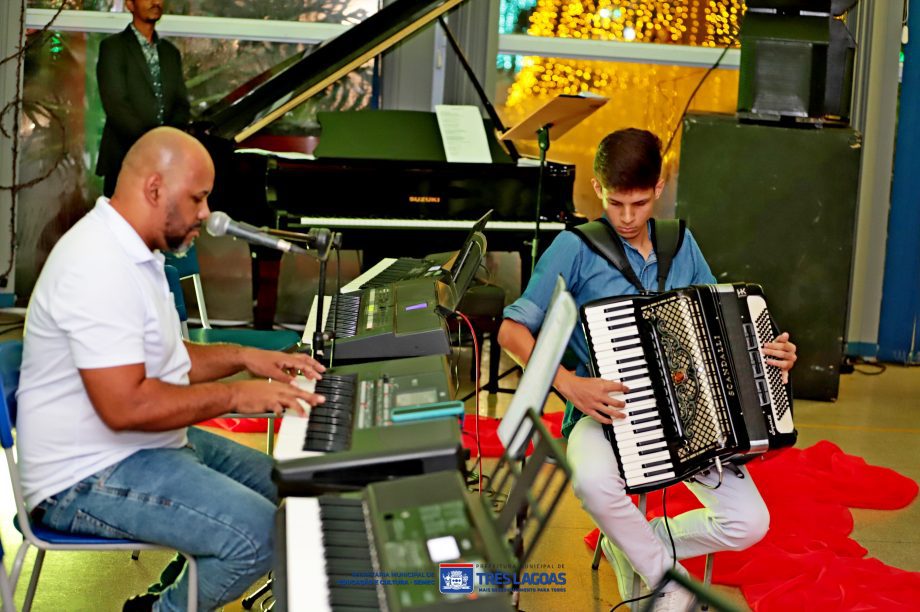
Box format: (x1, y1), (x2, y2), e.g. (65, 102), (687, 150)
(583, 442), (920, 611)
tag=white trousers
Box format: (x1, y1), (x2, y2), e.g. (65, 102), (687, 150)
(567, 416), (770, 592)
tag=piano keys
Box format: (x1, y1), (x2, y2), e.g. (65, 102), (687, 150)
(583, 298), (677, 489)
(340, 209), (492, 294)
(304, 229), (485, 361)
(581, 283), (796, 494)
(275, 471), (515, 612)
(287, 218), (565, 233)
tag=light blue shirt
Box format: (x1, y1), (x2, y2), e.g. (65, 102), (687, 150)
(503, 220), (716, 437)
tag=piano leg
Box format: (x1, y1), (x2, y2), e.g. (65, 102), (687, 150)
(251, 246), (283, 330)
(520, 246), (534, 289)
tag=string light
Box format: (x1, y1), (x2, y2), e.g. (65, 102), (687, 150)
(500, 1), (745, 126)
(501, 1), (743, 45)
(497, 1), (746, 216)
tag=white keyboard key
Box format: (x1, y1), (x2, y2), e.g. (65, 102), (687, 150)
(620, 450), (672, 470)
(627, 471), (676, 487)
(291, 375), (316, 414)
(623, 462), (674, 479)
(590, 325), (640, 342)
(618, 443), (669, 463)
(612, 427), (665, 444)
(274, 416), (323, 461)
(284, 498), (331, 612)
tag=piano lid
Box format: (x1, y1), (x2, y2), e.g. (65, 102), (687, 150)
(197, 0), (466, 144)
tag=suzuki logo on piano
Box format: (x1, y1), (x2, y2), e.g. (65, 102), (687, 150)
(408, 195), (442, 203)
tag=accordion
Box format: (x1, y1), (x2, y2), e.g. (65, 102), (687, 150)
(581, 283), (796, 494)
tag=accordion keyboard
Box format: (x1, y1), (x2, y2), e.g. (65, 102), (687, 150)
(584, 298), (676, 488)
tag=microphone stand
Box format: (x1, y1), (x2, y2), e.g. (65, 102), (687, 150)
(499, 94), (607, 277)
(264, 225), (342, 361)
(308, 228), (342, 363)
(532, 124), (551, 275)
(263, 227), (319, 242)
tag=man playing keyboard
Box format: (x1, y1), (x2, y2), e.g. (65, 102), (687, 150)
(16, 127), (326, 612)
(498, 128), (797, 612)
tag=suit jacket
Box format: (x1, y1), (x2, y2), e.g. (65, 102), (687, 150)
(95, 26), (191, 178)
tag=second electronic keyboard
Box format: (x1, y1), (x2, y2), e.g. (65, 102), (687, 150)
(341, 257), (446, 293)
(581, 283), (796, 494)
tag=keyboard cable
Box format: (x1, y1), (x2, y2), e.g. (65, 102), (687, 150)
(454, 310), (483, 495)
(609, 487), (679, 611)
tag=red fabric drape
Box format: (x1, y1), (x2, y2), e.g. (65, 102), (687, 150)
(198, 416), (281, 433)
(197, 410), (568, 440)
(460, 412), (564, 457)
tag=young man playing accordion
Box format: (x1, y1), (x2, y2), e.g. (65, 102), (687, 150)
(498, 128), (797, 612)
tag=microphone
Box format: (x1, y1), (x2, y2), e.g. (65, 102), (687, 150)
(206, 212), (308, 255)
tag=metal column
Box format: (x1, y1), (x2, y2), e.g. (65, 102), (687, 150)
(846, 0), (905, 357)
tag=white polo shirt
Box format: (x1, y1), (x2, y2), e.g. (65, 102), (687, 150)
(17, 197), (190, 509)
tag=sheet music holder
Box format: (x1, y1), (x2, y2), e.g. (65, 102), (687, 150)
(497, 276), (577, 458)
(487, 409), (572, 567)
(502, 94), (607, 144)
(501, 94), (607, 273)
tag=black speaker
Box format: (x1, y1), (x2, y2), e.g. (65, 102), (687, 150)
(737, 3), (857, 122)
(676, 113), (861, 401)
(738, 13), (829, 120)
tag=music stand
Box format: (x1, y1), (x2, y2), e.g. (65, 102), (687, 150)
(502, 94), (607, 273)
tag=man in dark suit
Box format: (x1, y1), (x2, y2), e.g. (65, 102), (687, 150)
(96, 0), (190, 197)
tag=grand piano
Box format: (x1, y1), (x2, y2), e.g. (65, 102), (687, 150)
(193, 0), (578, 328)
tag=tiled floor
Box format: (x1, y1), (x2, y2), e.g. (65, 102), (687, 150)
(0, 327), (917, 611)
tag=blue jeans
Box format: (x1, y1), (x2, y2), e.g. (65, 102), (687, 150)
(35, 427), (277, 611)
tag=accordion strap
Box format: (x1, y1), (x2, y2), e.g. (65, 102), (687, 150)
(650, 218), (686, 293)
(572, 217), (686, 293)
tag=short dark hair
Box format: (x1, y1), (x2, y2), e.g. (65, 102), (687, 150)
(593, 128), (662, 192)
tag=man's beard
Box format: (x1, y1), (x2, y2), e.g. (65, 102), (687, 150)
(164, 204), (197, 254)
(166, 237), (191, 256)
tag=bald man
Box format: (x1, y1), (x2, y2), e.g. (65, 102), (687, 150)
(17, 127), (325, 611)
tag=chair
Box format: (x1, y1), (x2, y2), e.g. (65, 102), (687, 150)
(0, 537), (16, 611)
(164, 244), (301, 352)
(455, 283), (508, 395)
(591, 492), (715, 608)
(0, 341), (198, 612)
(164, 265), (278, 454)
